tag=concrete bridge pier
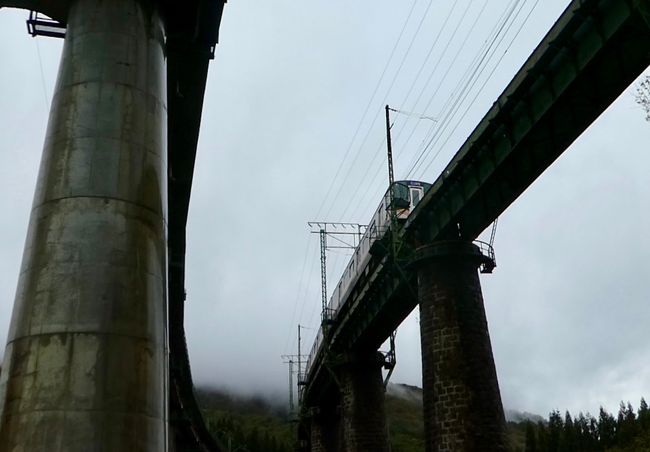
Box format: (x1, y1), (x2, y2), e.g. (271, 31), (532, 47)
(0, 0), (168, 450)
(336, 351), (389, 452)
(415, 241), (507, 452)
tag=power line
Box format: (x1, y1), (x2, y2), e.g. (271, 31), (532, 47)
(289, 239), (319, 354)
(321, 0), (435, 222)
(417, 0), (540, 179)
(34, 38), (50, 112)
(333, 0), (483, 222)
(283, 236), (314, 354)
(313, 0), (419, 221)
(405, 0), (526, 178)
(405, 0), (524, 176)
(389, 0), (461, 127)
(413, 0), (531, 178)
(338, 133), (388, 221)
(379, 0), (520, 202)
(338, 0), (470, 220)
(395, 0), (489, 164)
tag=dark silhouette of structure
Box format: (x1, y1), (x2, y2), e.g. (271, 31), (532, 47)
(0, 0), (226, 450)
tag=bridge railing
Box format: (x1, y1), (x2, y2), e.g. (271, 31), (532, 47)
(473, 240), (496, 274)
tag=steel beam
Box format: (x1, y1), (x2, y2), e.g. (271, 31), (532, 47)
(405, 0), (650, 242)
(303, 0), (650, 409)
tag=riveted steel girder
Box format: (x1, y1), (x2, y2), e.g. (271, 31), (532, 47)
(303, 0), (650, 408)
(404, 0), (650, 242)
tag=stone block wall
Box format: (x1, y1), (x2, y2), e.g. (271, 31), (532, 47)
(417, 242), (507, 451)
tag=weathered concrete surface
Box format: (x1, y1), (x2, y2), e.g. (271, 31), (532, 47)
(416, 241), (507, 452)
(0, 0), (168, 450)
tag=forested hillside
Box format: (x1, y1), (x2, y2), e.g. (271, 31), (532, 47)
(196, 384), (427, 452)
(515, 399), (650, 452)
(196, 385), (650, 452)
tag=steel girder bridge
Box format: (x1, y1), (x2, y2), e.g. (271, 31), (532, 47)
(300, 0), (650, 434)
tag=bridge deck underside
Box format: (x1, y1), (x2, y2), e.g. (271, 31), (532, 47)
(304, 0), (650, 407)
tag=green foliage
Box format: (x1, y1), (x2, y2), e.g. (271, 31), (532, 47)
(196, 386), (650, 452)
(202, 409), (293, 452)
(525, 421), (538, 452)
(385, 386), (425, 452)
(515, 398), (650, 452)
(197, 388), (294, 452)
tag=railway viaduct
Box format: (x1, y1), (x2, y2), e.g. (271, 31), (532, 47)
(298, 0), (650, 451)
(0, 0), (649, 451)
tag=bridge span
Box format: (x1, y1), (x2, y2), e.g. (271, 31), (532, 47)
(299, 0), (650, 450)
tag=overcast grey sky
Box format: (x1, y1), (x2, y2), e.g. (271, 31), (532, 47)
(1, 0), (649, 419)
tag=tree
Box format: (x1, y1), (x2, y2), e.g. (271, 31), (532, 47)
(560, 411), (577, 452)
(548, 410), (563, 452)
(525, 421), (537, 452)
(635, 76), (650, 121)
(537, 420), (549, 452)
(616, 401), (637, 446)
(639, 397), (650, 431)
(598, 407), (616, 448)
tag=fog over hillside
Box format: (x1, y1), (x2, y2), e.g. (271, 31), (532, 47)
(1, 1), (649, 419)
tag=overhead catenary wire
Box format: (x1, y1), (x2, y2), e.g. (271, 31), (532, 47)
(338, 132), (389, 221)
(341, 146), (386, 221)
(416, 0), (540, 179)
(411, 0), (536, 180)
(384, 0), (461, 133)
(336, 0), (489, 223)
(312, 0), (419, 221)
(335, 0), (465, 220)
(405, 0), (526, 178)
(394, 0), (482, 146)
(288, 238), (320, 354)
(283, 236), (315, 355)
(321, 0), (435, 222)
(406, 0), (522, 162)
(297, 0), (553, 393)
(353, 0), (526, 221)
(34, 38), (50, 113)
(405, 0), (524, 177)
(303, 0), (543, 355)
(394, 0), (489, 162)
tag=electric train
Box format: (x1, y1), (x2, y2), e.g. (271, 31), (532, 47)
(303, 180), (431, 382)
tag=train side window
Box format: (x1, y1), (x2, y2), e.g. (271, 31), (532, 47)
(410, 187), (424, 208)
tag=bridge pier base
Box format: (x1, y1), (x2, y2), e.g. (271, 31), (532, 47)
(337, 351), (389, 452)
(415, 241), (507, 452)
